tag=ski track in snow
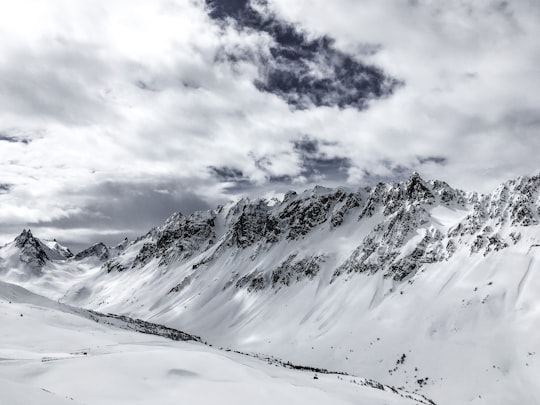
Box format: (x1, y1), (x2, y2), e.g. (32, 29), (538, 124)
(516, 256), (533, 302)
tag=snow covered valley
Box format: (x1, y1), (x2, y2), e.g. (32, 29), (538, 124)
(0, 281), (432, 405)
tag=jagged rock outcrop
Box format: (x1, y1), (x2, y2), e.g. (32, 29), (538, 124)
(279, 187), (346, 239)
(333, 204), (444, 281)
(450, 175), (540, 237)
(330, 191), (363, 227)
(270, 254), (326, 288)
(226, 199), (281, 247)
(105, 210), (218, 272)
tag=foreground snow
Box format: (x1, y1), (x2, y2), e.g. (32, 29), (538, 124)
(0, 281), (430, 405)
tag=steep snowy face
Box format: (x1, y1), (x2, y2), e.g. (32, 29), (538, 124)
(0, 232), (115, 297)
(41, 239), (74, 260)
(73, 242), (110, 261)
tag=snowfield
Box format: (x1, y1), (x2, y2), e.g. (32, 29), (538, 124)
(0, 281), (430, 405)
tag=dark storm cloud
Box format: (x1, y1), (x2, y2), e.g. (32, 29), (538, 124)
(418, 156), (447, 165)
(207, 0), (247, 18)
(62, 182), (209, 228)
(209, 166), (246, 182)
(207, 0), (400, 110)
(292, 136), (351, 181)
(361, 156), (449, 185)
(208, 166), (254, 192)
(361, 163), (411, 186)
(88, 181), (211, 227)
(0, 133), (30, 144)
(0, 184), (12, 194)
(210, 136), (351, 191)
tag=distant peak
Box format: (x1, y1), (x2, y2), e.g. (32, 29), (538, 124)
(15, 229), (37, 246)
(408, 171), (423, 181)
(73, 242), (110, 261)
(283, 190), (297, 202)
(13, 228), (49, 267)
(406, 171), (429, 185)
(19, 228), (32, 237)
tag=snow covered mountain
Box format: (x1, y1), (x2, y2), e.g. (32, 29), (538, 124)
(2, 172), (540, 404)
(0, 230), (72, 278)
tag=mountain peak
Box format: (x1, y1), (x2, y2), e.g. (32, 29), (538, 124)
(13, 229), (49, 267)
(73, 242), (110, 261)
(405, 171), (434, 202)
(14, 229), (35, 246)
(406, 171), (428, 187)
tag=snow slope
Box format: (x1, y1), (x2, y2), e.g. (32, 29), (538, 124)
(0, 281), (429, 405)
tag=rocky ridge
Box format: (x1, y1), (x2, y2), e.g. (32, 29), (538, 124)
(96, 173), (540, 292)
(5, 173), (540, 294)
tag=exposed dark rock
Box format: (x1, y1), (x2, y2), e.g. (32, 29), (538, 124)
(227, 199), (280, 247)
(121, 210), (218, 271)
(14, 229), (49, 267)
(271, 254), (325, 288)
(330, 192), (363, 227)
(104, 261), (126, 273)
(131, 243), (157, 268)
(168, 275), (193, 294)
(279, 188), (345, 239)
(235, 272), (268, 292)
(405, 172), (435, 203)
(86, 310), (200, 342)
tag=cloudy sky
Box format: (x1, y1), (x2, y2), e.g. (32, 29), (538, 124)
(0, 0), (539, 250)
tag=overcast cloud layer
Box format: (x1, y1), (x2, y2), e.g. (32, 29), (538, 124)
(0, 0), (539, 250)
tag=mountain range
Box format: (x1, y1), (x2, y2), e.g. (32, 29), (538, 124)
(1, 172), (540, 404)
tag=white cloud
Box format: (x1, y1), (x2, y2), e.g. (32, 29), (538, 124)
(269, 0), (540, 188)
(0, 0), (539, 245)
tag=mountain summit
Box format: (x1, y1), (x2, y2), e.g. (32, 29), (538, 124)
(14, 229), (50, 268)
